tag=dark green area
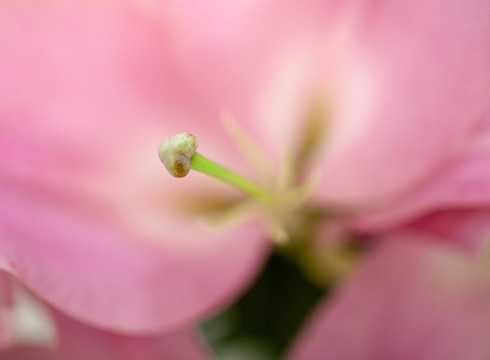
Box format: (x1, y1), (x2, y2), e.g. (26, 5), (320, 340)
(202, 252), (326, 360)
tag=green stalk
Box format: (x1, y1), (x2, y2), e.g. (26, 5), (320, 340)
(191, 153), (270, 203)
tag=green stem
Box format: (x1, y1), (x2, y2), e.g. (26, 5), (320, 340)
(191, 152), (270, 203)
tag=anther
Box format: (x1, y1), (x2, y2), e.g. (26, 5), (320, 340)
(158, 133), (198, 178)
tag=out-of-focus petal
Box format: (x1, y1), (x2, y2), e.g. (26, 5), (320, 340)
(0, 314), (211, 360)
(287, 231), (490, 360)
(151, 0), (344, 161)
(1, 285), (210, 359)
(52, 308), (211, 360)
(0, 0), (267, 333)
(318, 0), (490, 206)
(0, 176), (267, 333)
(406, 210), (490, 251)
(351, 111), (490, 232)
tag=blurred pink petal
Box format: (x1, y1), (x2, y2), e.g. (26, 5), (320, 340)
(352, 110), (490, 232)
(287, 228), (490, 360)
(0, 166), (267, 333)
(52, 308), (211, 360)
(0, 0), (267, 332)
(0, 301), (211, 360)
(407, 210), (490, 251)
(317, 0), (490, 206)
(153, 0), (346, 158)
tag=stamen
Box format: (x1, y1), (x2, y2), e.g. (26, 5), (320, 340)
(221, 112), (272, 179)
(158, 133), (271, 203)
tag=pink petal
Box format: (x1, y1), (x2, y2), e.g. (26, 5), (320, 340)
(151, 0), (343, 161)
(287, 231), (490, 360)
(51, 308), (211, 360)
(0, 0), (267, 332)
(406, 210), (490, 251)
(0, 175), (267, 333)
(318, 0), (490, 206)
(0, 309), (211, 360)
(352, 110), (490, 232)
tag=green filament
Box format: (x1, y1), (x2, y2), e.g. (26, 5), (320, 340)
(190, 153), (270, 203)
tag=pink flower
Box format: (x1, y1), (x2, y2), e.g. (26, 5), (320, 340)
(0, 0), (489, 357)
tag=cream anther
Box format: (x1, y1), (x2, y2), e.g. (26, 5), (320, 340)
(158, 133), (198, 177)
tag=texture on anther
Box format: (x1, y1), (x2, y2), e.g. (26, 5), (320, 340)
(158, 133), (198, 177)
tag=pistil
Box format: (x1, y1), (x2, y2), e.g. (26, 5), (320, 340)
(158, 133), (271, 203)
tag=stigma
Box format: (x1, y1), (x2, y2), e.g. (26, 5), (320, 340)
(158, 133), (198, 178)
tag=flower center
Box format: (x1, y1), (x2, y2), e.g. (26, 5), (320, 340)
(158, 113), (365, 287)
(158, 114), (324, 245)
